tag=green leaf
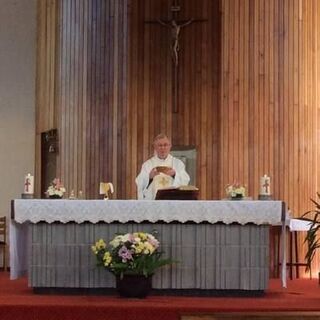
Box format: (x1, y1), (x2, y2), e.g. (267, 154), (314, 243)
(300, 194), (320, 271)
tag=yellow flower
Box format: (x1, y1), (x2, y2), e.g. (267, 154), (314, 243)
(91, 245), (98, 254)
(134, 242), (144, 254)
(143, 242), (154, 254)
(138, 232), (147, 241)
(103, 252), (112, 266)
(96, 239), (106, 250)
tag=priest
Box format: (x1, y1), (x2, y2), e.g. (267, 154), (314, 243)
(135, 133), (190, 199)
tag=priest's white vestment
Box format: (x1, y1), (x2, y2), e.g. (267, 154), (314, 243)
(135, 154), (190, 200)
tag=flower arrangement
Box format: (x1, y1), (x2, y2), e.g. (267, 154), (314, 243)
(225, 182), (246, 198)
(46, 178), (66, 198)
(92, 232), (173, 278)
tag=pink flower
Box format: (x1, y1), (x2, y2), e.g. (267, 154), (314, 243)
(118, 246), (133, 263)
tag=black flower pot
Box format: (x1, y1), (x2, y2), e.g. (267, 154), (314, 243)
(49, 195), (62, 199)
(231, 194), (243, 200)
(116, 274), (152, 298)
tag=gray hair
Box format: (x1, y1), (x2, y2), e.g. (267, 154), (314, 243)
(153, 133), (171, 144)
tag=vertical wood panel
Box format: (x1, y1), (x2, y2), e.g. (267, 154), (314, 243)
(35, 0), (58, 195)
(221, 0), (320, 276)
(127, 0), (220, 199)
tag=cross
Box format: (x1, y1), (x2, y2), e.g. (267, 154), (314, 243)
(24, 178), (31, 192)
(145, 1), (207, 113)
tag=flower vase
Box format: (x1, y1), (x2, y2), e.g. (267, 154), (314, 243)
(49, 195), (62, 199)
(115, 274), (152, 298)
(231, 194), (243, 200)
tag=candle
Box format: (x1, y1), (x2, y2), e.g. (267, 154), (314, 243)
(24, 173), (34, 194)
(260, 174), (271, 195)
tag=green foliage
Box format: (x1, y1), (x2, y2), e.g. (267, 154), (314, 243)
(301, 192), (320, 270)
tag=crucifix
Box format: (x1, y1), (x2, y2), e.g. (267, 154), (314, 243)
(145, 1), (207, 113)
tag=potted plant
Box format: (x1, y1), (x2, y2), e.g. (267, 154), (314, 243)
(225, 182), (246, 199)
(92, 231), (173, 298)
(46, 178), (66, 199)
(300, 193), (320, 276)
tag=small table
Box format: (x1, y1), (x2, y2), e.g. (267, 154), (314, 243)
(287, 218), (312, 279)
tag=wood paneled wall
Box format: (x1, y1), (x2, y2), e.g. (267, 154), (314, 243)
(35, 0), (58, 193)
(221, 0), (320, 207)
(36, 0), (220, 200)
(57, 0), (129, 199)
(36, 0), (129, 199)
(221, 0), (320, 274)
(127, 0), (220, 198)
(36, 0), (320, 275)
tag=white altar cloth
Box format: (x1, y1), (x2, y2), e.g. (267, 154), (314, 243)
(289, 218), (313, 231)
(13, 199), (283, 225)
(10, 199), (286, 285)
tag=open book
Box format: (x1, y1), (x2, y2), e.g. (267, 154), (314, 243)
(155, 185), (199, 200)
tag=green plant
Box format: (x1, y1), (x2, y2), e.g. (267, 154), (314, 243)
(301, 192), (320, 270)
(91, 231), (173, 278)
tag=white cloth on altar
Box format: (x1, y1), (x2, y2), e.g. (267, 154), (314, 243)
(11, 199), (285, 283)
(135, 154), (190, 200)
(13, 199), (283, 225)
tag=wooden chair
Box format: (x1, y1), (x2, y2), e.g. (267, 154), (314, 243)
(0, 216), (7, 271)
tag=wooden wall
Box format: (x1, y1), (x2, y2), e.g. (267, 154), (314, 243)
(36, 0), (220, 199)
(221, 0), (320, 209)
(221, 0), (320, 274)
(127, 0), (221, 198)
(36, 0), (130, 199)
(35, 0), (58, 193)
(36, 0), (320, 275)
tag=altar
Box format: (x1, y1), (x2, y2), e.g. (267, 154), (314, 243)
(10, 199), (285, 294)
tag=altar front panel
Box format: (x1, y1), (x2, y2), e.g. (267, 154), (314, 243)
(29, 222), (269, 291)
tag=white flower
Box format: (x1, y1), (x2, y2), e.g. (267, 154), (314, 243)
(46, 178), (66, 197)
(121, 234), (131, 243)
(225, 183), (246, 197)
(109, 235), (122, 248)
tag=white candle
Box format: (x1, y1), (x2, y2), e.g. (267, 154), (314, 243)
(24, 173), (34, 194)
(260, 174), (271, 195)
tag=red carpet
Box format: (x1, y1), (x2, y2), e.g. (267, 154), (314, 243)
(0, 272), (320, 320)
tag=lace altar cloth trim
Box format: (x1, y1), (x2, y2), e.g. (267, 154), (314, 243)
(14, 199), (283, 225)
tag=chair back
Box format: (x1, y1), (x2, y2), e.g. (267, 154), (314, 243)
(0, 217), (6, 243)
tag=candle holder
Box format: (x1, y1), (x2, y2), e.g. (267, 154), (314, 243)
(21, 193), (34, 199)
(258, 194), (273, 200)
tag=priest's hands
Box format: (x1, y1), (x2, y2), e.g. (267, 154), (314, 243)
(165, 168), (176, 177)
(149, 167), (176, 179)
(149, 168), (159, 179)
